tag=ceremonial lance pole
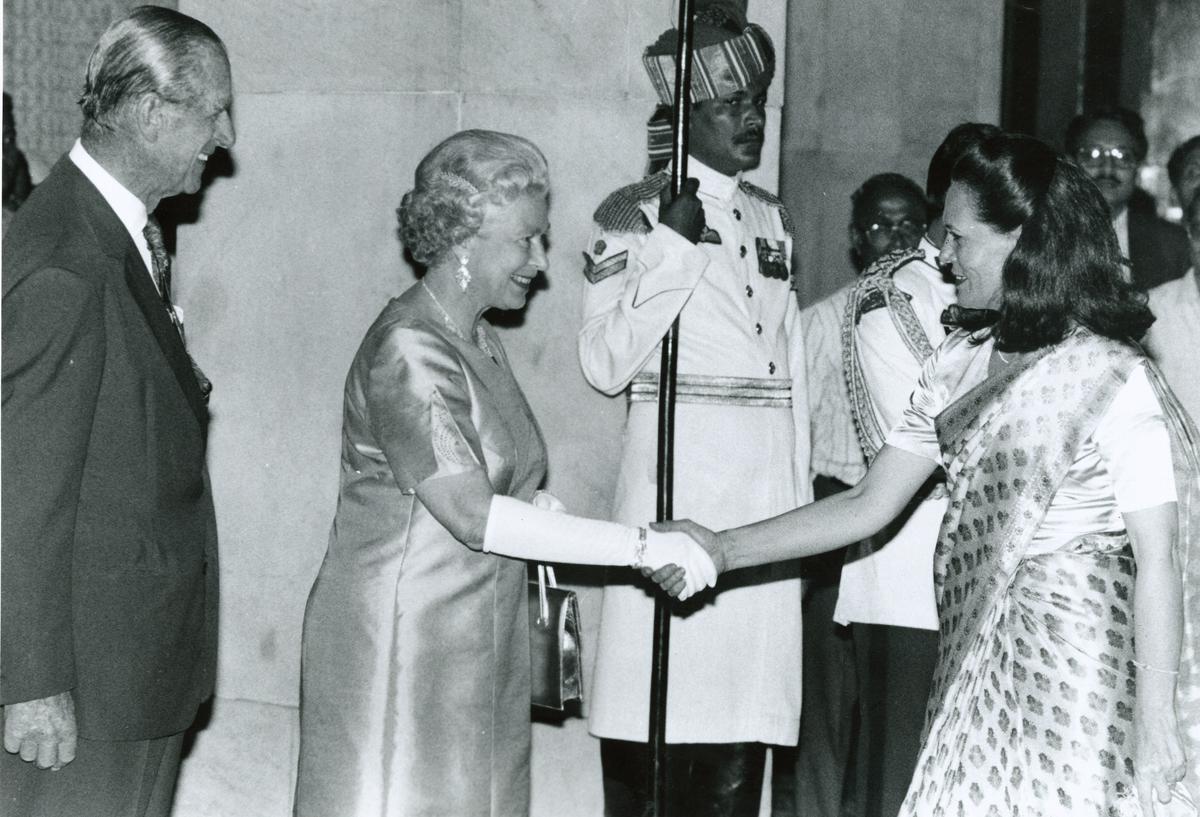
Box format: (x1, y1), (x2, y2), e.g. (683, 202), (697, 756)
(650, 1), (695, 814)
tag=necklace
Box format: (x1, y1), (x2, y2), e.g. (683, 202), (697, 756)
(420, 279), (495, 359)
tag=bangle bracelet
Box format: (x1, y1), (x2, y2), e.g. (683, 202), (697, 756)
(1132, 658), (1179, 676)
(633, 526), (648, 569)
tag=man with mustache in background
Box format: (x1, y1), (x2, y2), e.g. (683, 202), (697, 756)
(1064, 107), (1190, 289)
(578, 4), (810, 815)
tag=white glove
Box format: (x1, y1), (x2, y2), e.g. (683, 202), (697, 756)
(642, 530), (719, 600)
(483, 496), (717, 600)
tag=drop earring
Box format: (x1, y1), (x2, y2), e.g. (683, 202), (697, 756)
(456, 254), (471, 291)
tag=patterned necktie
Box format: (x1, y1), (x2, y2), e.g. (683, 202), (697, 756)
(142, 217), (213, 402)
(143, 218), (181, 332)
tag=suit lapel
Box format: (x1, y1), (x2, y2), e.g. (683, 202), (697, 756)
(123, 254), (208, 431)
(60, 158), (210, 433)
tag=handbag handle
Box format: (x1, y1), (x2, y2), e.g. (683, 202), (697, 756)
(536, 564), (558, 625)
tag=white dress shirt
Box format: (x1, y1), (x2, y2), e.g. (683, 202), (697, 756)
(69, 139), (155, 287)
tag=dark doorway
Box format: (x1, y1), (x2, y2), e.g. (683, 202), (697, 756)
(1000, 0), (1154, 148)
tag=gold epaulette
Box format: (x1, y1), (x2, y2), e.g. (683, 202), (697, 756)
(738, 180), (795, 241)
(592, 170), (671, 234)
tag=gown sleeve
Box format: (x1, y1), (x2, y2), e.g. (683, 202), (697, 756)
(884, 341), (950, 464)
(364, 325), (487, 494)
(1092, 362), (1177, 512)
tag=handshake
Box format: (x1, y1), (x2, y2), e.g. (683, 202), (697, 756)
(638, 520), (724, 602)
(485, 494), (725, 601)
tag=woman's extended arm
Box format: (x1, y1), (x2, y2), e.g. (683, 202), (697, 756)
(414, 470), (716, 598)
(661, 444), (939, 574)
(1125, 502), (1187, 808)
(716, 444), (938, 571)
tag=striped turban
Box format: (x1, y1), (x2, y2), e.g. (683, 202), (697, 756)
(642, 17), (775, 107)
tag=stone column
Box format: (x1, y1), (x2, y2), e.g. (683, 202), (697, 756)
(780, 0), (1003, 304)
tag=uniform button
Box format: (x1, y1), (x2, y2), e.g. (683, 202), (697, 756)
(768, 362), (776, 375)
(755, 322), (762, 335)
(739, 245), (747, 258)
(733, 208), (742, 220)
(746, 285), (754, 297)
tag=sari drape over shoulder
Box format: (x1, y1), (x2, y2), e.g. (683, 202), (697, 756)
(895, 330), (1200, 817)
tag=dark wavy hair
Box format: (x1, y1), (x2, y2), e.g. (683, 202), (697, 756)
(925, 122), (1002, 216)
(952, 133), (1154, 352)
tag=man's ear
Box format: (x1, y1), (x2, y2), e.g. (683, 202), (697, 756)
(132, 93), (166, 143)
(848, 223), (865, 254)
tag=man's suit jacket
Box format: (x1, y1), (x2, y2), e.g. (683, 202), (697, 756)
(1128, 205), (1191, 290)
(1, 157), (218, 741)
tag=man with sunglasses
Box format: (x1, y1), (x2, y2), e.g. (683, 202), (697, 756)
(1065, 106), (1190, 289)
(847, 173), (929, 273)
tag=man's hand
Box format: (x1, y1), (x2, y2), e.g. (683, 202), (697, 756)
(3, 691), (77, 771)
(658, 177), (706, 244)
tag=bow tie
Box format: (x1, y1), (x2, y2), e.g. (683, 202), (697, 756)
(941, 304), (999, 332)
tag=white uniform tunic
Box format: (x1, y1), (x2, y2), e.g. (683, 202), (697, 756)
(579, 159), (810, 745)
(834, 240), (955, 630)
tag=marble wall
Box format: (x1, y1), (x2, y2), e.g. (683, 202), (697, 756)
(1144, 0), (1200, 216)
(170, 2), (784, 815)
(2, 0), (163, 180)
(780, 0), (1005, 304)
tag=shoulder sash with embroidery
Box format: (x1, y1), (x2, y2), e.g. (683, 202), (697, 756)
(841, 247), (934, 461)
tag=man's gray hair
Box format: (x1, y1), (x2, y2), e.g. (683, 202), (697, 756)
(79, 5), (226, 137)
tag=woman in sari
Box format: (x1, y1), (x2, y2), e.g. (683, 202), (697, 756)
(657, 132), (1199, 816)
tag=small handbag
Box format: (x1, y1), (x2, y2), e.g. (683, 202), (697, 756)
(528, 564), (584, 712)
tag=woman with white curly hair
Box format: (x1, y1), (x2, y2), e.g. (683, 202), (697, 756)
(292, 129), (714, 817)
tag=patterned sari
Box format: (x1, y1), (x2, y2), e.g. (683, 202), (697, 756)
(899, 330), (1200, 817)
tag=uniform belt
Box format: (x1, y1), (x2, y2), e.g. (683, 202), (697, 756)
(628, 373), (792, 408)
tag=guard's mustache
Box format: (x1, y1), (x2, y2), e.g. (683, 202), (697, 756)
(735, 129), (764, 144)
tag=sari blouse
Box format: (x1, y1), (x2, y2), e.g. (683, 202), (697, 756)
(886, 332), (1177, 550)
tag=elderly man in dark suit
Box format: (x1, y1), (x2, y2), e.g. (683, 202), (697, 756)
(1065, 106), (1191, 290)
(1, 7), (234, 816)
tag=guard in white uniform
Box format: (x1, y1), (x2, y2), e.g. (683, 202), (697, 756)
(835, 123), (997, 817)
(578, 10), (809, 816)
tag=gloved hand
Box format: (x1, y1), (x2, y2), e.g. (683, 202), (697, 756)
(483, 496), (718, 600)
(641, 529), (718, 601)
